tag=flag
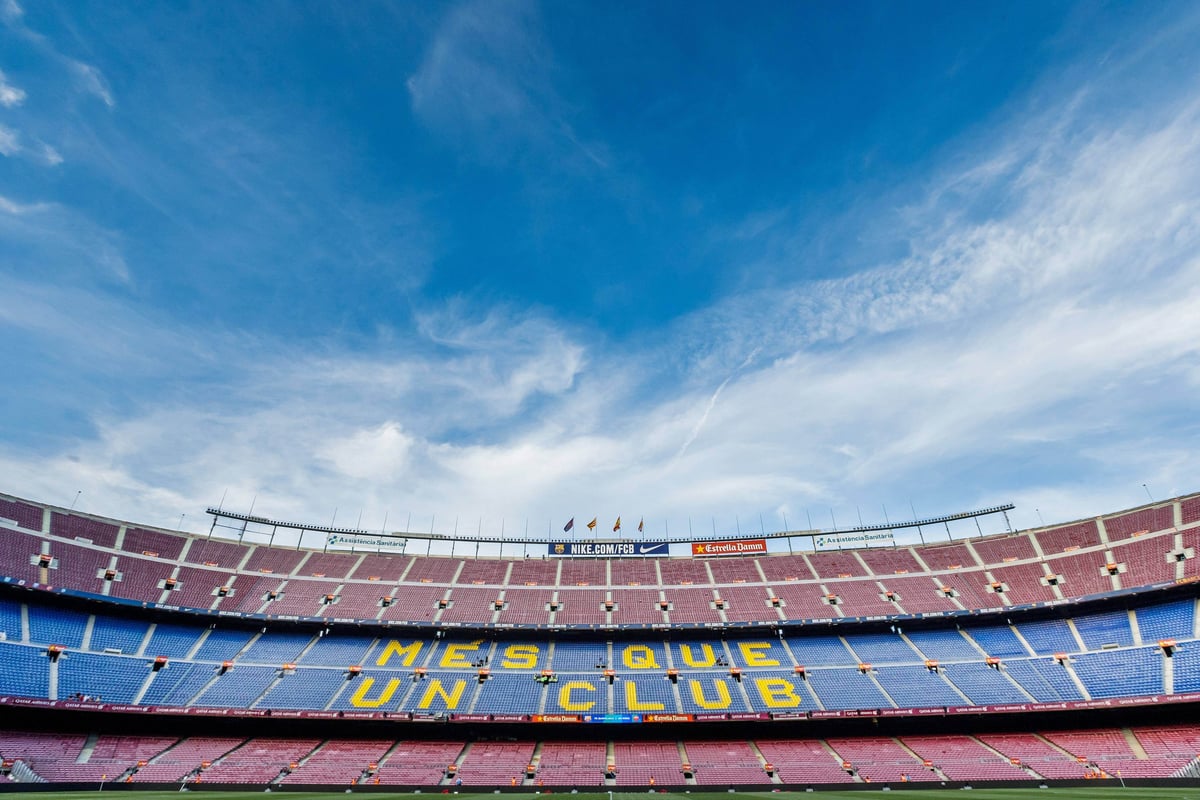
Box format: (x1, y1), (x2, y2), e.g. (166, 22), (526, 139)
(563, 518), (574, 532)
(613, 516), (622, 532)
(586, 517), (597, 530)
(638, 518), (644, 533)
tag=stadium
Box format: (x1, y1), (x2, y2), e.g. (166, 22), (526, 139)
(2, 488), (1200, 795)
(6, 2), (1200, 800)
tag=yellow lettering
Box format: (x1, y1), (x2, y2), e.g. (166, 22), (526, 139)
(688, 679), (732, 709)
(622, 644), (660, 669)
(374, 640), (423, 668)
(679, 643), (716, 668)
(501, 644), (540, 670)
(624, 680), (664, 711)
(349, 677), (402, 708)
(557, 681), (596, 712)
(739, 642), (780, 667)
(754, 677), (802, 708)
(439, 641), (483, 668)
(417, 678), (467, 710)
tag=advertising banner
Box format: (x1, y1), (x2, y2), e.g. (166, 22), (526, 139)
(4, 692), (1200, 724)
(691, 539), (768, 556)
(547, 541), (670, 557)
(582, 713), (642, 723)
(813, 531), (895, 549)
(325, 533), (407, 551)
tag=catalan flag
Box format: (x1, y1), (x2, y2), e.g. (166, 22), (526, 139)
(638, 518), (644, 533)
(586, 517), (597, 530)
(563, 518), (574, 532)
(613, 516), (622, 532)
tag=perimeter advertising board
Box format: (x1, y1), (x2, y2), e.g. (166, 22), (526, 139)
(691, 539), (768, 556)
(547, 541), (670, 557)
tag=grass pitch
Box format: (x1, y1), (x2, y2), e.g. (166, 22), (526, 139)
(31, 790), (1200, 800)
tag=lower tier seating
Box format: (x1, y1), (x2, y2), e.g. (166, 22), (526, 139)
(6, 728), (1195, 785)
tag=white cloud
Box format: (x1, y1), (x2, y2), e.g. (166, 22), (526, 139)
(0, 126), (66, 167)
(0, 192), (49, 215)
(0, 124), (18, 155)
(1, 4), (114, 107)
(0, 201), (131, 286)
(3, 39), (1200, 543)
(0, 69), (25, 107)
(70, 61), (114, 107)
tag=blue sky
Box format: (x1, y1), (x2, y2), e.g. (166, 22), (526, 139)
(2, 0), (1199, 543)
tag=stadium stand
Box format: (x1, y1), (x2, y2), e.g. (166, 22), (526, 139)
(129, 736), (244, 783)
(684, 740), (772, 784)
(198, 738), (321, 783)
(2, 489), (1200, 788)
(373, 741), (464, 785)
(280, 738), (392, 785)
(3, 592), (1200, 715)
(612, 741), (687, 786)
(455, 742), (534, 786)
(2, 491), (1194, 627)
(902, 735), (1030, 781)
(755, 738), (854, 784)
(824, 736), (935, 782)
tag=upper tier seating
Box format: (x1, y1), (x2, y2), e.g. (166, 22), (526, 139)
(1, 490), (1195, 628)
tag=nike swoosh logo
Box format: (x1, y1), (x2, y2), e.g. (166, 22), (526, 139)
(638, 544), (666, 553)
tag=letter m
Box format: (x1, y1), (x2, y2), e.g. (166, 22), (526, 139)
(375, 640), (423, 667)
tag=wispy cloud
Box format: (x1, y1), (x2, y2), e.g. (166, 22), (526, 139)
(1, 2), (114, 108)
(0, 192), (50, 215)
(0, 197), (130, 284)
(0, 124), (17, 155)
(69, 61), (113, 108)
(0, 69), (25, 107)
(673, 347), (760, 464)
(39, 142), (62, 165)
(0, 125), (65, 165)
(407, 0), (606, 169)
(0, 0), (21, 23)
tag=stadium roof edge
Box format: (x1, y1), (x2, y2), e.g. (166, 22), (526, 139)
(203, 503), (1018, 545)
